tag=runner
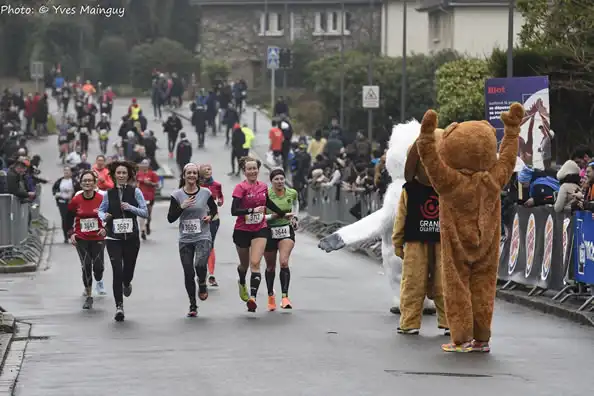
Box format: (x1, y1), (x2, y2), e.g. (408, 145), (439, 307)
(264, 168), (299, 311)
(98, 160), (148, 322)
(136, 159), (159, 240)
(67, 170), (107, 309)
(199, 163), (224, 286)
(93, 155), (114, 193)
(52, 166), (81, 243)
(168, 163), (219, 317)
(231, 156), (290, 312)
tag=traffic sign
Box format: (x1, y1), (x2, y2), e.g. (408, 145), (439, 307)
(362, 85), (380, 108)
(267, 46), (280, 70)
(30, 61), (44, 80)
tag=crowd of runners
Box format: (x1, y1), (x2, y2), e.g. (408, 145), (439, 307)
(66, 156), (299, 321)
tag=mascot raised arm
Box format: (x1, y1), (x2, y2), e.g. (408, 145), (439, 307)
(318, 120), (436, 315)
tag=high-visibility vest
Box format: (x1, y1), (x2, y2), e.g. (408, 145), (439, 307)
(130, 106), (141, 120)
(242, 127), (254, 149)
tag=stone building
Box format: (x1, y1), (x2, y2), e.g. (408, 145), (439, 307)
(192, 0), (382, 87)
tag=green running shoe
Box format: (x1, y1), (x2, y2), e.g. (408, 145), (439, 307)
(238, 281), (249, 302)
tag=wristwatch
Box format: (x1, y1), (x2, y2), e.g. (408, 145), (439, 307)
(248, 208), (254, 214)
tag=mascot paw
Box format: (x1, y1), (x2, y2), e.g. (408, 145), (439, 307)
(421, 110), (438, 133)
(500, 103), (525, 127)
(390, 306), (400, 315)
(318, 233), (346, 252)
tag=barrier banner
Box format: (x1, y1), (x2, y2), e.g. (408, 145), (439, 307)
(572, 211), (594, 285)
(484, 76), (550, 170)
(498, 205), (566, 290)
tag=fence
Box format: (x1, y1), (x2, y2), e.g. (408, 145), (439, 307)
(304, 185), (594, 313)
(0, 184), (49, 265)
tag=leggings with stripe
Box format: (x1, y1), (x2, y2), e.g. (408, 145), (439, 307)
(75, 238), (105, 288)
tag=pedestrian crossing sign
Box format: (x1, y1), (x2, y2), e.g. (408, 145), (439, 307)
(362, 85), (380, 109)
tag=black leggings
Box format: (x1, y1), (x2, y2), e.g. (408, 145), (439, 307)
(106, 238), (140, 306)
(168, 133), (178, 153)
(231, 150), (242, 173)
(75, 238), (105, 288)
(153, 103), (162, 119)
(57, 201), (70, 241)
(179, 240), (212, 304)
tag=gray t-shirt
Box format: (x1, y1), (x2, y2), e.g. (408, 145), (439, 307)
(171, 187), (212, 243)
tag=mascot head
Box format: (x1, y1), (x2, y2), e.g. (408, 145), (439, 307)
(439, 120), (498, 172)
(404, 128), (444, 185)
(385, 120), (423, 182)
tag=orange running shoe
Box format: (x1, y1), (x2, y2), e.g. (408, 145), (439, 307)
(267, 295), (276, 311)
(281, 296), (292, 309)
(246, 297), (257, 312)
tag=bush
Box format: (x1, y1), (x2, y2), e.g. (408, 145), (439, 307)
(201, 60), (230, 88)
(130, 38), (199, 89)
(305, 50), (460, 134)
(435, 58), (490, 127)
(98, 36), (130, 85)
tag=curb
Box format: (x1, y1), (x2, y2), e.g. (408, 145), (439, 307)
(299, 215), (594, 328)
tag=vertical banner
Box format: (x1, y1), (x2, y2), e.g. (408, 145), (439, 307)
(573, 211), (594, 285)
(484, 76), (551, 169)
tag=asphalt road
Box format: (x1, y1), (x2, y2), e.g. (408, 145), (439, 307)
(1, 99), (593, 396)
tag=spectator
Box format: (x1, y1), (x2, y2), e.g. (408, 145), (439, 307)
(517, 165), (560, 208)
(307, 129), (327, 159)
(325, 125), (344, 162)
(570, 146), (593, 186)
(555, 159), (581, 213)
(273, 97), (289, 117)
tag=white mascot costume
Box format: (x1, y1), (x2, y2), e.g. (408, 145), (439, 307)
(318, 119), (436, 314)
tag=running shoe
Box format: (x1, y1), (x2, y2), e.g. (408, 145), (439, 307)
(441, 342), (473, 353)
(247, 297), (257, 312)
(141, 231), (147, 240)
(82, 296), (93, 310)
(439, 327), (451, 336)
(280, 296), (292, 309)
(238, 281), (249, 302)
(146, 224), (151, 235)
(123, 283), (132, 297)
(470, 340), (490, 353)
(114, 305), (125, 322)
(187, 305), (198, 317)
(198, 284), (208, 301)
(208, 276), (218, 287)
(267, 295), (276, 311)
(96, 280), (107, 295)
(397, 328), (420, 335)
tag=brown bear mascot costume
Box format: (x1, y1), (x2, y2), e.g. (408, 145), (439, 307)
(392, 129), (448, 335)
(416, 103), (524, 353)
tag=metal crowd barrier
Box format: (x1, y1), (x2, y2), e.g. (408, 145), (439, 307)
(305, 183), (594, 312)
(0, 184), (48, 265)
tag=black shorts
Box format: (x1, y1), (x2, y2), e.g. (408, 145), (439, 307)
(233, 228), (270, 249)
(265, 224), (295, 252)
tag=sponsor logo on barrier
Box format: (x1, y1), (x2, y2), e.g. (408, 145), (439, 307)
(525, 214), (536, 277)
(562, 217), (570, 267)
(508, 213), (520, 274)
(541, 215), (554, 280)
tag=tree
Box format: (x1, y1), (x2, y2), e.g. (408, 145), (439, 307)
(517, 0), (594, 94)
(98, 36), (130, 85)
(130, 38), (199, 89)
(201, 60), (230, 87)
(435, 58), (490, 127)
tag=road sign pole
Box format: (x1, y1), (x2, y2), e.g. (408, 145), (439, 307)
(270, 68), (276, 117)
(35, 78), (39, 94)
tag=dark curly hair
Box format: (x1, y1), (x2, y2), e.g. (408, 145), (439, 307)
(107, 160), (137, 184)
(239, 156), (261, 172)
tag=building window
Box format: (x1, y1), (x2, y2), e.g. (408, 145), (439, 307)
(429, 10), (443, 43)
(314, 11), (351, 36)
(260, 12), (284, 36)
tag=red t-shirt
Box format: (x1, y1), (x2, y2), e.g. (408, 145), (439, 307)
(232, 180), (268, 232)
(201, 180), (224, 204)
(136, 170), (159, 202)
(67, 191), (105, 240)
(269, 128), (284, 151)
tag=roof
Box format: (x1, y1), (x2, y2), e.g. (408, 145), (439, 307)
(416, 0), (511, 12)
(192, 0), (382, 5)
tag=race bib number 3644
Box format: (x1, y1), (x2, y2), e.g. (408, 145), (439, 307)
(113, 218), (133, 234)
(245, 213), (264, 225)
(271, 225), (290, 239)
(80, 218), (99, 232)
(182, 219), (201, 234)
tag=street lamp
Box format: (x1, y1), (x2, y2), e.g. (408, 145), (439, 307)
(401, 0), (407, 122)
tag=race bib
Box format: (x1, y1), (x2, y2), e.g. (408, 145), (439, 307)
(102, 103), (107, 108)
(63, 91), (69, 98)
(113, 218), (133, 234)
(80, 127), (88, 134)
(182, 219), (201, 234)
(245, 213), (264, 225)
(271, 225), (290, 239)
(80, 218), (99, 232)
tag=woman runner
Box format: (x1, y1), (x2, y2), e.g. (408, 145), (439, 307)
(52, 166), (80, 243)
(98, 160), (148, 322)
(136, 159), (159, 240)
(67, 170), (106, 309)
(231, 156), (290, 312)
(199, 163), (224, 287)
(264, 168), (299, 311)
(168, 163), (219, 317)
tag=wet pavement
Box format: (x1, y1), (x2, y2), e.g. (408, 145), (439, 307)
(1, 99), (593, 396)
